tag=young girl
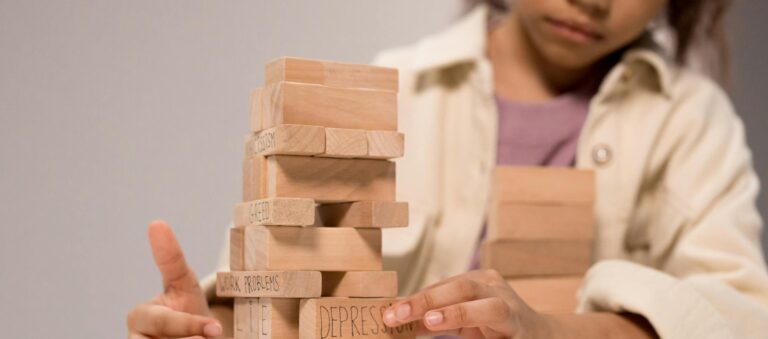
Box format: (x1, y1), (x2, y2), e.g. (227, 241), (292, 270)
(127, 1), (768, 338)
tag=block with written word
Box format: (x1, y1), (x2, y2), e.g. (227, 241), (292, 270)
(264, 156), (395, 203)
(255, 82), (397, 132)
(321, 128), (368, 158)
(300, 298), (416, 339)
(317, 201), (408, 228)
(321, 271), (397, 298)
(265, 57), (398, 92)
(506, 276), (583, 314)
(217, 271), (321, 298)
(234, 298), (259, 339)
(487, 203), (593, 241)
(493, 167), (594, 205)
(366, 131), (404, 159)
(246, 124), (325, 157)
(234, 198), (315, 227)
(243, 226), (382, 271)
(481, 240), (592, 277)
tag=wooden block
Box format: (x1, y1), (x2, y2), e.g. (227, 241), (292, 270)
(494, 167), (595, 205)
(259, 298), (301, 339)
(480, 240), (592, 277)
(260, 82), (397, 132)
(265, 57), (398, 92)
(234, 298), (259, 339)
(366, 131), (404, 159)
(250, 88), (264, 132)
(321, 271), (398, 298)
(243, 226), (382, 271)
(506, 276), (582, 314)
(246, 125), (325, 157)
(317, 201), (408, 228)
(322, 128), (368, 158)
(243, 155), (265, 202)
(265, 156), (395, 203)
(235, 198), (316, 227)
(300, 298), (416, 339)
(488, 203), (593, 240)
(217, 271), (321, 298)
(230, 228), (245, 271)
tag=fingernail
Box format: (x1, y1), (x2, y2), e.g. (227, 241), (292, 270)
(384, 309), (397, 325)
(395, 304), (411, 320)
(204, 322), (222, 337)
(425, 311), (444, 326)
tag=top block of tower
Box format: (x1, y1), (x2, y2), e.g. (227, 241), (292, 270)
(265, 57), (399, 92)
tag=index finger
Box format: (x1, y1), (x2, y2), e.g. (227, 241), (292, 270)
(148, 220), (199, 292)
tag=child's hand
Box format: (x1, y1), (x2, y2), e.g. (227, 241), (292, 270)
(126, 220), (223, 338)
(383, 269), (554, 339)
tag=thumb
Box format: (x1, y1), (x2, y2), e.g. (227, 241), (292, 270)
(148, 220), (200, 293)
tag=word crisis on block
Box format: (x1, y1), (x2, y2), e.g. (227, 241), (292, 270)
(234, 198), (315, 227)
(265, 57), (398, 92)
(506, 276), (583, 314)
(246, 124), (325, 157)
(321, 271), (398, 298)
(317, 201), (408, 228)
(243, 226), (382, 271)
(300, 298), (416, 339)
(264, 156), (395, 203)
(493, 167), (595, 205)
(322, 128), (368, 158)
(230, 228), (245, 271)
(216, 271), (321, 298)
(252, 82), (397, 132)
(487, 203), (594, 241)
(235, 298), (301, 339)
(366, 131), (404, 159)
(481, 240), (592, 277)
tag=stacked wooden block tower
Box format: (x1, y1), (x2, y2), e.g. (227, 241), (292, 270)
(481, 167), (595, 314)
(216, 57), (416, 339)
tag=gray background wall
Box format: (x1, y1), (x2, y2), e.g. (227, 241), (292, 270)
(0, 1), (764, 338)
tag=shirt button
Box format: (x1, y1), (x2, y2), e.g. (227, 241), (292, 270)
(592, 144), (612, 166)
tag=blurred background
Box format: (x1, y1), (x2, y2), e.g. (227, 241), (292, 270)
(0, 1), (765, 337)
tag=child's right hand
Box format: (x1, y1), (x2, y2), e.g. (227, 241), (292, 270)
(126, 220), (223, 339)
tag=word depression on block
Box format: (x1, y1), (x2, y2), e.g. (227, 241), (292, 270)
(300, 298), (416, 339)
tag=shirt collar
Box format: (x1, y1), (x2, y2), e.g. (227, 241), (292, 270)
(409, 4), (674, 97)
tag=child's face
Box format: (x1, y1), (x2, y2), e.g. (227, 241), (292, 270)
(511, 0), (667, 69)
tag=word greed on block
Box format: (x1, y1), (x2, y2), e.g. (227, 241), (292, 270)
(216, 271), (321, 298)
(300, 298), (416, 339)
(234, 198), (315, 227)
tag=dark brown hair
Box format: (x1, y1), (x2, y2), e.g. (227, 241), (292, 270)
(472, 0), (732, 79)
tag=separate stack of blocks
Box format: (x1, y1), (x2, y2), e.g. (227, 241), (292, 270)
(216, 57), (416, 339)
(480, 167), (595, 314)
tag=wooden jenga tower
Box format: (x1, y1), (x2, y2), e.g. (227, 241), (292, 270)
(481, 167), (595, 314)
(216, 57), (416, 339)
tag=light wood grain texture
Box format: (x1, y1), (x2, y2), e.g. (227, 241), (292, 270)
(250, 88), (264, 132)
(217, 271), (321, 298)
(246, 124), (325, 157)
(494, 167), (594, 205)
(259, 298), (301, 339)
(265, 156), (395, 203)
(480, 240), (592, 277)
(243, 155), (265, 202)
(243, 226), (382, 271)
(366, 131), (404, 159)
(487, 203), (594, 240)
(234, 298), (259, 339)
(321, 271), (398, 298)
(259, 82), (397, 132)
(230, 228), (245, 271)
(506, 276), (583, 314)
(321, 128), (368, 158)
(234, 198), (316, 227)
(317, 201), (408, 228)
(300, 298), (416, 339)
(265, 57), (398, 92)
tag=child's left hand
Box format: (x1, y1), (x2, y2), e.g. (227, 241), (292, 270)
(382, 269), (554, 339)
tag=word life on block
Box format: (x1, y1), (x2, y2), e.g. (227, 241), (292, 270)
(235, 298), (301, 339)
(300, 298), (417, 339)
